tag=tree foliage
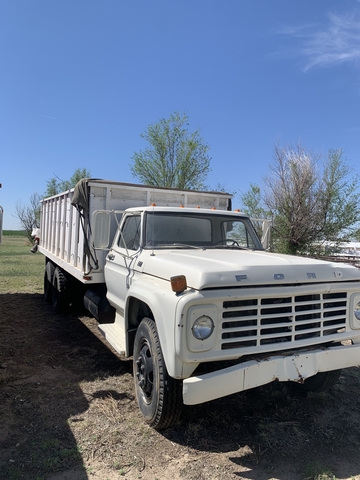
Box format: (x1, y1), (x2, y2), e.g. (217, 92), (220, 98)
(241, 144), (360, 255)
(45, 168), (91, 197)
(15, 193), (41, 243)
(241, 183), (270, 219)
(130, 112), (211, 190)
(240, 183), (272, 244)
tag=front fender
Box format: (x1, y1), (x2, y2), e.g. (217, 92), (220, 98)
(125, 275), (187, 378)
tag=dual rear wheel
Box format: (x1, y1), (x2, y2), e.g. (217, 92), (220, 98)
(43, 261), (70, 313)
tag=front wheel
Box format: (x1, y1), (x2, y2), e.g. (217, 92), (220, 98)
(133, 317), (183, 429)
(300, 369), (342, 392)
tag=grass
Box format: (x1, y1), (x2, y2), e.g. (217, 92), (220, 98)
(305, 461), (337, 480)
(0, 236), (44, 293)
(3, 439), (82, 480)
(2, 229), (27, 236)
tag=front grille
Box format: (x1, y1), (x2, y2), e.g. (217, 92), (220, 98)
(221, 292), (347, 351)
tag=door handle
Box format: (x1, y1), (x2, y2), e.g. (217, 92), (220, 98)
(107, 253), (115, 261)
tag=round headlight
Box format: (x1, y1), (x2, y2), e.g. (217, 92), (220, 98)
(354, 301), (360, 321)
(192, 315), (214, 340)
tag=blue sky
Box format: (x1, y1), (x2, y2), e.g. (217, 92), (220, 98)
(1, 0), (360, 229)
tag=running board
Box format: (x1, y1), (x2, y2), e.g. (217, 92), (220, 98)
(98, 322), (126, 355)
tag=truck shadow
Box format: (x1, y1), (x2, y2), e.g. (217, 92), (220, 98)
(164, 367), (360, 479)
(0, 292), (133, 480)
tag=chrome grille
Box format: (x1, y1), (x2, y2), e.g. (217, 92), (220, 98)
(221, 292), (347, 351)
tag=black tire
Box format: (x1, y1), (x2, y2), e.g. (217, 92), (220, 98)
(52, 267), (69, 313)
(44, 261), (55, 303)
(133, 317), (183, 429)
(301, 369), (342, 393)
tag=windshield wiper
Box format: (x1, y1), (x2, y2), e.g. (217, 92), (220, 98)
(156, 243), (206, 250)
(212, 244), (250, 250)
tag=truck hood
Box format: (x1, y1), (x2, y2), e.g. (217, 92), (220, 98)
(140, 249), (360, 289)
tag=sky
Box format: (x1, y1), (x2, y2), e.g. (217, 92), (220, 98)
(1, 0), (360, 229)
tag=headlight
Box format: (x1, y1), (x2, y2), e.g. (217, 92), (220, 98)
(355, 301), (360, 321)
(186, 305), (218, 353)
(192, 315), (214, 340)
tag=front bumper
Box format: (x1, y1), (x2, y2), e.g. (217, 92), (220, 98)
(182, 343), (360, 405)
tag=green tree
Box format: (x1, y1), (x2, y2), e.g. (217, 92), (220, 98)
(241, 183), (269, 219)
(45, 168), (91, 197)
(131, 112), (211, 190)
(240, 183), (272, 247)
(241, 144), (360, 255)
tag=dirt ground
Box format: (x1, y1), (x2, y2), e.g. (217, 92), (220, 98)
(1, 293), (360, 480)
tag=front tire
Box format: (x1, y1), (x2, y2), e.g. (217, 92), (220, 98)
(133, 317), (182, 429)
(300, 370), (342, 393)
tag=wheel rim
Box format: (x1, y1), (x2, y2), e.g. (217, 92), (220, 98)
(135, 339), (154, 404)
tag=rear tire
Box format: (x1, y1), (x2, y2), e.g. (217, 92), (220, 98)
(52, 267), (69, 313)
(44, 261), (55, 303)
(133, 317), (183, 429)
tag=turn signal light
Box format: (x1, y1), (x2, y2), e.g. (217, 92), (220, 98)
(170, 275), (187, 293)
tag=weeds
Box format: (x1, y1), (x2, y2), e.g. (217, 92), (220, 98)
(305, 461), (337, 480)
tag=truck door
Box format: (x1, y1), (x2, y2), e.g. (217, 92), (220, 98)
(104, 213), (141, 313)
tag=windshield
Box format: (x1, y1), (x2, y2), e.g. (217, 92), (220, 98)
(144, 212), (263, 250)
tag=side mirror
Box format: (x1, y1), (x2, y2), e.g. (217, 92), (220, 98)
(251, 218), (272, 251)
(92, 211), (111, 249)
(260, 220), (272, 251)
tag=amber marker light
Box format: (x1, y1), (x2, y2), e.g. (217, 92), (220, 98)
(170, 275), (187, 293)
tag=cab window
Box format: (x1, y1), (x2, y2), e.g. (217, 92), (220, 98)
(118, 215), (141, 251)
(222, 220), (257, 249)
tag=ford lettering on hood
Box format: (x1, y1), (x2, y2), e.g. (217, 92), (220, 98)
(139, 249), (360, 290)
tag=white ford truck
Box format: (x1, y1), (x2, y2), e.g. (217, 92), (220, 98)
(36, 178), (360, 429)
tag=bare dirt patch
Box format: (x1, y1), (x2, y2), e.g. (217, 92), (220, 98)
(1, 292), (360, 480)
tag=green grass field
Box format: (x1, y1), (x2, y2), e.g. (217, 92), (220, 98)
(2, 230), (27, 237)
(0, 236), (44, 293)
